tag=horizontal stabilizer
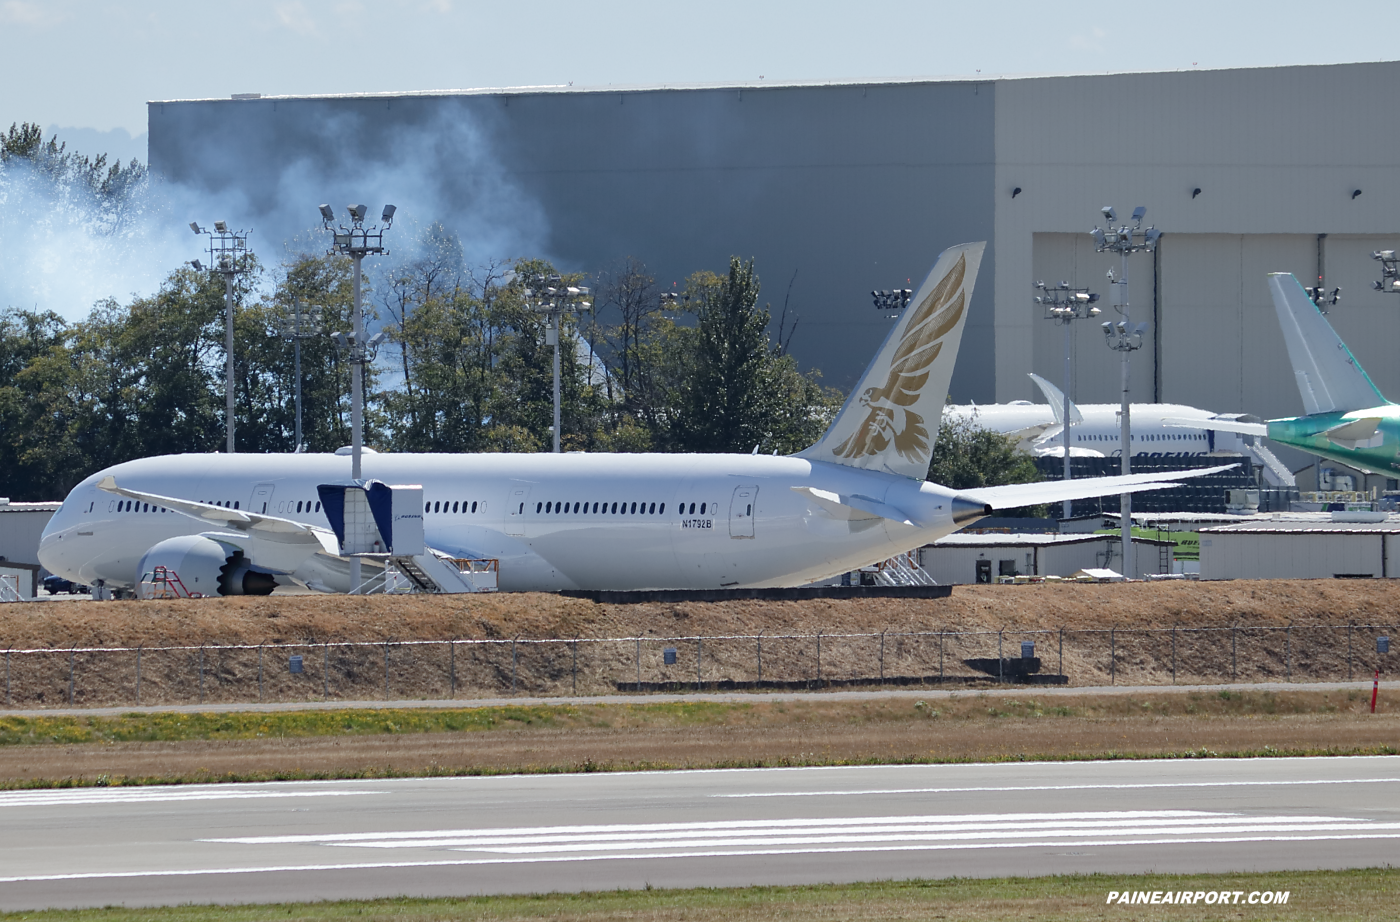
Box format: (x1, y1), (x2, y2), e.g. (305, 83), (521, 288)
(958, 463), (1238, 511)
(791, 486), (918, 527)
(1163, 416), (1268, 437)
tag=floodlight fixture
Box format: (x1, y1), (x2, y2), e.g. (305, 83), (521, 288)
(380, 204), (396, 224)
(1192, 188), (1202, 198)
(188, 259), (203, 270)
(1091, 228), (1107, 249)
(1353, 189), (1363, 199)
(348, 204), (368, 223)
(189, 222), (203, 235)
(214, 220), (228, 233)
(1102, 206), (1117, 222)
(319, 203), (336, 222)
(1131, 206), (1146, 224)
(1011, 187), (1022, 198)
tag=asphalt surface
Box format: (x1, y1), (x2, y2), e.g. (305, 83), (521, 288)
(6, 679), (1397, 719)
(1, 756), (1398, 909)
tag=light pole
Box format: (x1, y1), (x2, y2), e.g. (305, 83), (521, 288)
(190, 220), (251, 453)
(524, 276), (591, 452)
(1035, 281), (1101, 518)
(1092, 205), (1160, 576)
(322, 202), (395, 593)
(277, 302), (325, 452)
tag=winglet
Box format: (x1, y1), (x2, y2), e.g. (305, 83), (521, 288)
(798, 242), (986, 479)
(1028, 373), (1082, 425)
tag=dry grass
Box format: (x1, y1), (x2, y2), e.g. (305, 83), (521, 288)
(0, 870), (1392, 921)
(2, 690), (1396, 787)
(5, 581), (1399, 709)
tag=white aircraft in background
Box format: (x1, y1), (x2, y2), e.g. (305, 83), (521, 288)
(38, 242), (1228, 596)
(946, 375), (1294, 486)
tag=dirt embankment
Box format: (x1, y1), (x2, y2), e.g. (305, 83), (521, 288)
(2, 581), (1395, 709)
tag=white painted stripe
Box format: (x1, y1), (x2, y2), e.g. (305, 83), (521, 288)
(717, 778), (1400, 798)
(5, 832), (1400, 884)
(0, 789), (378, 807)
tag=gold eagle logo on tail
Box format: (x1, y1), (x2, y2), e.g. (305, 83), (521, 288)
(833, 254), (967, 463)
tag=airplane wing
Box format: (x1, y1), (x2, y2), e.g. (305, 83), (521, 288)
(96, 475), (340, 553)
(1163, 416), (1268, 437)
(957, 464), (1238, 511)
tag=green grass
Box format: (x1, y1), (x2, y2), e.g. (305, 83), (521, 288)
(1, 869), (1393, 921)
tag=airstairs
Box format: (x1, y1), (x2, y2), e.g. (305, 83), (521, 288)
(871, 551), (939, 587)
(388, 553), (499, 594)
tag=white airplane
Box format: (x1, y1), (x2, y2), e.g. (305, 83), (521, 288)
(946, 375), (1294, 486)
(38, 243), (1228, 596)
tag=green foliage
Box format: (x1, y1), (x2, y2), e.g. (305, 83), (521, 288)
(925, 412), (1044, 515)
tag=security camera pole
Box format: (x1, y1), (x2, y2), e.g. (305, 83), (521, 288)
(190, 221), (251, 453)
(321, 203), (395, 592)
(1035, 281), (1101, 518)
(1091, 206), (1160, 574)
(523, 276), (591, 452)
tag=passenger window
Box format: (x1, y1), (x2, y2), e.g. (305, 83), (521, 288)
(296, 501), (303, 513)
(471, 501), (477, 513)
(700, 502), (706, 515)
(450, 501), (457, 513)
(629, 502), (636, 514)
(425, 502), (431, 513)
(536, 502), (543, 513)
(572, 502), (579, 513)
(546, 502), (553, 513)
(610, 502), (617, 513)
(315, 502), (321, 512)
(659, 503), (665, 514)
(649, 502), (655, 514)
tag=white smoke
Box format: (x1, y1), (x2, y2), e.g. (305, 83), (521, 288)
(0, 104), (549, 321)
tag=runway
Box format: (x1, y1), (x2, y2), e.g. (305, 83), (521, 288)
(3, 757), (1399, 909)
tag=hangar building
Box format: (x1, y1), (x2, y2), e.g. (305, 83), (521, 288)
(149, 61), (1400, 416)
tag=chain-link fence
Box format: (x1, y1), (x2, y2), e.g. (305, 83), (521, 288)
(2, 623), (1394, 709)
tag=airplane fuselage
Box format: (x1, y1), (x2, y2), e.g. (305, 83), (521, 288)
(947, 402), (1224, 458)
(39, 452), (967, 592)
(1268, 407), (1400, 475)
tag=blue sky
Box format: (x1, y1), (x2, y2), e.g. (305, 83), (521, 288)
(1, 0), (1394, 163)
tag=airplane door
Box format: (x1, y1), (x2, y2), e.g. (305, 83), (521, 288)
(249, 482), (276, 514)
(729, 485), (757, 538)
(505, 486), (532, 536)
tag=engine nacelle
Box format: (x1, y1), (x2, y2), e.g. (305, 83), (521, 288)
(136, 535), (279, 597)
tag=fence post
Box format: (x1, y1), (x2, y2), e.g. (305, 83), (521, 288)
(816, 632), (822, 689)
(384, 643), (390, 700)
(635, 638), (641, 692)
(1232, 625), (1237, 682)
(511, 638), (518, 694)
(449, 641), (456, 699)
(879, 631), (885, 685)
(258, 643), (264, 702)
(324, 643), (329, 700)
(68, 643), (75, 705)
(939, 631), (944, 682)
(998, 630), (1004, 685)
(198, 645), (205, 705)
(136, 645), (142, 706)
(1172, 626), (1177, 685)
(1058, 628), (1063, 678)
(572, 637), (578, 695)
(5, 646), (10, 707)
(1349, 623), (1354, 681)
(757, 631), (763, 685)
(697, 637), (703, 692)
(1286, 625), (1292, 682)
(1110, 628), (1115, 686)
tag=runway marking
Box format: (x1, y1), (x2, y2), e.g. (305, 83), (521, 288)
(196, 811), (1400, 861)
(715, 778), (1400, 798)
(7, 833), (1400, 884)
(0, 788), (379, 808)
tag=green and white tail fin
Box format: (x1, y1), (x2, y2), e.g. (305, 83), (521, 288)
(1268, 272), (1388, 414)
(798, 242), (985, 480)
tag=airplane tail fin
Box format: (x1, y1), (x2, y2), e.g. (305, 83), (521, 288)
(798, 242), (985, 480)
(1267, 272), (1388, 414)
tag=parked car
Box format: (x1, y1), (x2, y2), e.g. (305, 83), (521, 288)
(42, 575), (89, 595)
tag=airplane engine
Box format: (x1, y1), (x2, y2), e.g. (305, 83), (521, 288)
(136, 535), (279, 597)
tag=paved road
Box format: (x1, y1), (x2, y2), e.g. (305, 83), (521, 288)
(2, 757), (1399, 909)
(6, 679), (1397, 719)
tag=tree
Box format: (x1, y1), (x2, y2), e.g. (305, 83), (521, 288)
(926, 412), (1044, 516)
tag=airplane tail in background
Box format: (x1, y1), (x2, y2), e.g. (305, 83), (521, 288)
(798, 242), (986, 481)
(1267, 272), (1389, 414)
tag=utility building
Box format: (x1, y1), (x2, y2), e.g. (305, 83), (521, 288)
(150, 62), (1400, 415)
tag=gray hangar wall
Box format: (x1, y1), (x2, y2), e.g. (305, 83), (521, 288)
(148, 83), (999, 399)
